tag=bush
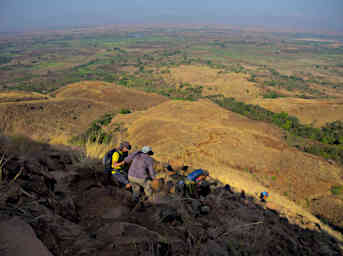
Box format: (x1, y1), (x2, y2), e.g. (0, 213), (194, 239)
(119, 109), (131, 114)
(70, 124), (113, 146)
(263, 70), (324, 96)
(70, 113), (115, 145)
(263, 91), (285, 99)
(331, 185), (343, 195)
(248, 74), (256, 82)
(95, 113), (115, 126)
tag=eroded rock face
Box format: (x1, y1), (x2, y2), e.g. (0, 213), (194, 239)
(102, 206), (130, 220)
(200, 240), (229, 256)
(0, 217), (53, 256)
(96, 222), (165, 243)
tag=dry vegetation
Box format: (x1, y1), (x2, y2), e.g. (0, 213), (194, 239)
(0, 81), (167, 143)
(101, 99), (343, 232)
(163, 64), (343, 127)
(0, 91), (48, 103)
(247, 97), (343, 127)
(165, 65), (261, 101)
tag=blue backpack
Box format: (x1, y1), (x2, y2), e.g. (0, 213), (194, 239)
(187, 169), (205, 182)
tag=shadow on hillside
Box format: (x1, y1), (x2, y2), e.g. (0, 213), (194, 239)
(0, 135), (342, 256)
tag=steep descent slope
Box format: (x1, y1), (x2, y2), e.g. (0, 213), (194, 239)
(107, 99), (343, 231)
(0, 135), (342, 255)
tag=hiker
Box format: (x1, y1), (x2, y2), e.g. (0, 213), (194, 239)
(103, 141), (132, 189)
(124, 146), (156, 200)
(260, 191), (269, 202)
(175, 168), (210, 197)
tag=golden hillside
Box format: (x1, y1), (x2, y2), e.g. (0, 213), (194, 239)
(163, 65), (261, 101)
(0, 81), (167, 143)
(0, 91), (48, 103)
(163, 65), (343, 127)
(248, 97), (343, 127)
(107, 99), (343, 229)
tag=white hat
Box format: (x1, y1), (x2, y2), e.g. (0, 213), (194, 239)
(141, 146), (152, 154)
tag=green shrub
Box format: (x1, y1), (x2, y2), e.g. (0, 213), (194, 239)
(120, 109), (131, 114)
(69, 113), (115, 145)
(263, 70), (324, 96)
(94, 113), (115, 126)
(248, 74), (256, 82)
(263, 91), (285, 99)
(331, 185), (343, 195)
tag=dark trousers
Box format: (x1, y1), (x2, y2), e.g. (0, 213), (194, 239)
(112, 172), (129, 185)
(105, 168), (129, 186)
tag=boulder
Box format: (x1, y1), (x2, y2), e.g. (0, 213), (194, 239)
(102, 206), (130, 220)
(0, 217), (53, 256)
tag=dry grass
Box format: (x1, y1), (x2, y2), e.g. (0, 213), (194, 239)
(110, 99), (340, 198)
(0, 91), (48, 103)
(247, 97), (343, 127)
(105, 99), (343, 240)
(0, 81), (167, 143)
(164, 65), (261, 101)
(49, 134), (71, 145)
(83, 139), (115, 160)
(210, 164), (343, 242)
(164, 64), (343, 127)
(50, 131), (115, 155)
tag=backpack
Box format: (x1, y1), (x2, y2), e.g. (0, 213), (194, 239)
(103, 148), (118, 171)
(187, 169), (205, 182)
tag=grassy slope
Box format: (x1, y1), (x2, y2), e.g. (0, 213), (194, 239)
(0, 81), (167, 143)
(88, 99), (343, 235)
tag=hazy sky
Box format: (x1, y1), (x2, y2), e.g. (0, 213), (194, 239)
(0, 0), (342, 32)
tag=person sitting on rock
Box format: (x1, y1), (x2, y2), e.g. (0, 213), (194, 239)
(124, 146), (156, 200)
(104, 141), (132, 189)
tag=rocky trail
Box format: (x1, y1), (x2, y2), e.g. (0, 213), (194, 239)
(0, 136), (342, 256)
